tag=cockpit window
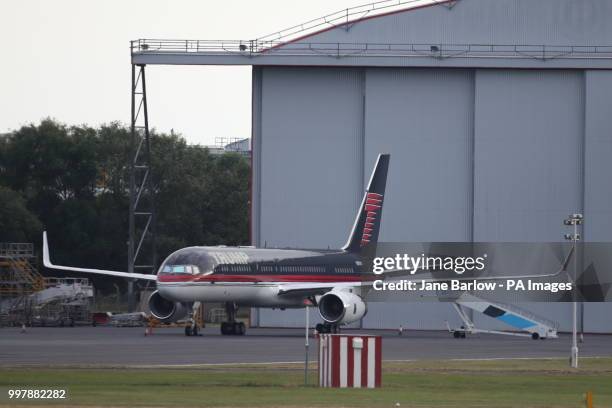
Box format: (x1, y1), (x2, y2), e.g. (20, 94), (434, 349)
(162, 264), (201, 274)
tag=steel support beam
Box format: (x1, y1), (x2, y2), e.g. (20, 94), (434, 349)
(128, 64), (156, 312)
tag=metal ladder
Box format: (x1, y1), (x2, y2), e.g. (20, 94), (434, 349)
(0, 243), (44, 295)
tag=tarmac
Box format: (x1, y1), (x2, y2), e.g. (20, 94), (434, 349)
(1, 326), (611, 367)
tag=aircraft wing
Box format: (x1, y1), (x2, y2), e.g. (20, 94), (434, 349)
(277, 281), (371, 296)
(277, 247), (574, 296)
(43, 232), (157, 281)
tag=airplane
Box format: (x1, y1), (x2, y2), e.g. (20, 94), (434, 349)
(44, 154), (391, 336)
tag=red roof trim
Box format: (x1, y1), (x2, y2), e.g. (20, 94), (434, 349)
(269, 0), (456, 50)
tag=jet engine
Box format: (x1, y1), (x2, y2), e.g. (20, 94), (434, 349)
(318, 291), (366, 325)
(148, 290), (188, 322)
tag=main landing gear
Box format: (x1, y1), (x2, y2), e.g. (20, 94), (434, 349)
(316, 323), (339, 334)
(220, 302), (246, 336)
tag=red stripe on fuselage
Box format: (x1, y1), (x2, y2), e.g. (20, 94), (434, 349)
(157, 273), (366, 283)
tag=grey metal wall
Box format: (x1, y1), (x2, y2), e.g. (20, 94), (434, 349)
(473, 70), (584, 242)
(295, 0), (612, 47)
(251, 0), (612, 332)
(255, 67), (363, 249)
(253, 66), (612, 332)
(364, 68), (474, 242)
(584, 71), (612, 241)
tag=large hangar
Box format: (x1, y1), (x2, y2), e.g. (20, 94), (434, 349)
(131, 0), (612, 332)
(250, 0), (612, 332)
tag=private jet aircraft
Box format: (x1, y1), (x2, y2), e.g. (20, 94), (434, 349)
(44, 154), (391, 336)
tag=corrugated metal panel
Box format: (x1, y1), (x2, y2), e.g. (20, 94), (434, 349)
(584, 303), (612, 334)
(584, 70), (612, 242)
(297, 0), (612, 47)
(256, 303), (463, 331)
(473, 70), (584, 242)
(254, 65), (612, 332)
(251, 67), (263, 245)
(258, 67), (364, 248)
(258, 307), (324, 328)
(364, 68), (474, 241)
(363, 302), (462, 331)
(471, 70), (586, 332)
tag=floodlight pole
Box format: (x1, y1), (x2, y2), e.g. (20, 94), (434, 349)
(564, 213), (582, 369)
(571, 237), (578, 369)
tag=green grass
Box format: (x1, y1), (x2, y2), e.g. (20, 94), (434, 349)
(1, 358), (611, 407)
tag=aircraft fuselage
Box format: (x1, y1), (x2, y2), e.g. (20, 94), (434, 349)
(156, 246), (364, 307)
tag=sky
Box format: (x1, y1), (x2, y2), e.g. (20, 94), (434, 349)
(1, 0), (370, 146)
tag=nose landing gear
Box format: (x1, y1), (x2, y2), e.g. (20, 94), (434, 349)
(184, 301), (202, 336)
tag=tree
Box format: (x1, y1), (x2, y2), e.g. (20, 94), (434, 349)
(0, 186), (42, 243)
(0, 119), (250, 293)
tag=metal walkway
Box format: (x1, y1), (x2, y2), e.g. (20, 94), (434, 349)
(0, 243), (44, 295)
(129, 0), (612, 67)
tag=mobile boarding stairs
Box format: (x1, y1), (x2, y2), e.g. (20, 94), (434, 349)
(446, 293), (558, 340)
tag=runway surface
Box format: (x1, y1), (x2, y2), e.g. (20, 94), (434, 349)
(1, 326), (611, 367)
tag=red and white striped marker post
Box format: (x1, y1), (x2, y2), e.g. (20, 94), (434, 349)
(318, 334), (382, 388)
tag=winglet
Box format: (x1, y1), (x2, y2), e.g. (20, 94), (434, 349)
(42, 231), (52, 268)
(42, 231), (157, 281)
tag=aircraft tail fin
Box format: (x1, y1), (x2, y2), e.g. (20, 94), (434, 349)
(342, 154), (390, 253)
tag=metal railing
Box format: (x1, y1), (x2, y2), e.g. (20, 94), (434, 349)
(0, 243), (34, 258)
(43, 277), (92, 289)
(131, 39), (612, 61)
(493, 299), (560, 330)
